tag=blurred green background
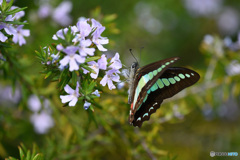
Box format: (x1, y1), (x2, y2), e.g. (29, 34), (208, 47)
(1, 0), (240, 159)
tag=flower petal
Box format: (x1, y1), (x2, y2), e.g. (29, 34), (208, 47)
(69, 97), (78, 106)
(64, 84), (74, 94)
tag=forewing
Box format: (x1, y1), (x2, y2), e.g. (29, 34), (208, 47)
(131, 57), (179, 112)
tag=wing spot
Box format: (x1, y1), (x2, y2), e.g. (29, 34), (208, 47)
(191, 73), (194, 76)
(143, 113), (148, 118)
(150, 83), (158, 92)
(166, 62), (170, 65)
(162, 78), (170, 86)
(137, 117), (141, 121)
(148, 72), (154, 80)
(156, 79), (164, 88)
(149, 107), (154, 112)
(153, 70), (158, 76)
(179, 74), (185, 79)
(185, 74), (190, 78)
(147, 90), (151, 94)
(168, 78), (176, 84)
(174, 76), (180, 81)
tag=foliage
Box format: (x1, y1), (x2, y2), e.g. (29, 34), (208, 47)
(5, 144), (43, 160)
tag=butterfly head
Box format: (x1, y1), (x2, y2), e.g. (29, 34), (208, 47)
(131, 62), (139, 71)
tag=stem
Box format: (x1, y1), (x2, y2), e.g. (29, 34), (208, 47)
(204, 55), (217, 81)
(134, 129), (157, 160)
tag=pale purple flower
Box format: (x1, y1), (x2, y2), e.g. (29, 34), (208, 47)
(38, 4), (52, 18)
(203, 35), (214, 45)
(92, 26), (109, 51)
(30, 111), (54, 134)
(0, 85), (21, 104)
(223, 32), (240, 51)
(27, 95), (54, 134)
(52, 1), (72, 26)
(51, 53), (60, 63)
(0, 15), (16, 35)
(99, 54), (108, 69)
(52, 28), (68, 40)
(0, 31), (8, 42)
(91, 19), (103, 29)
(79, 39), (95, 56)
(58, 64), (67, 71)
(226, 60), (240, 76)
(184, 0), (223, 17)
(100, 69), (120, 90)
(88, 54), (107, 79)
(60, 82), (80, 106)
(0, 54), (6, 61)
(224, 37), (232, 47)
(92, 90), (100, 97)
(78, 17), (87, 23)
(71, 25), (78, 34)
(88, 61), (100, 79)
(134, 2), (162, 35)
(12, 25), (30, 46)
(11, 6), (25, 20)
(84, 101), (91, 110)
(217, 8), (239, 35)
(73, 20), (92, 42)
(109, 53), (122, 70)
(82, 67), (89, 74)
(60, 46), (85, 71)
(117, 82), (125, 89)
(56, 44), (64, 51)
(27, 95), (41, 112)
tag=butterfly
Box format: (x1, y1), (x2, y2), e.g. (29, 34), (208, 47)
(127, 57), (200, 127)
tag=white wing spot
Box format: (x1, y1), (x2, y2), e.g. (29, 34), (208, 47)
(137, 117), (141, 121)
(143, 113), (148, 118)
(149, 106), (154, 112)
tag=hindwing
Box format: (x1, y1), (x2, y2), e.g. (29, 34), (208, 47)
(131, 67), (200, 127)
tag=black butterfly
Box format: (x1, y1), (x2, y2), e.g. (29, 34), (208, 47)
(127, 57), (200, 127)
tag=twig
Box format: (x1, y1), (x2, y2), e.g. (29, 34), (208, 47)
(134, 128), (157, 160)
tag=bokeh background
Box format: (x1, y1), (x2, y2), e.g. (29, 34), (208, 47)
(1, 0), (240, 159)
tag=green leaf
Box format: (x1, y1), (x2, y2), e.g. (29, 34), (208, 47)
(32, 154), (44, 160)
(87, 80), (96, 94)
(5, 157), (18, 160)
(71, 71), (77, 85)
(44, 71), (52, 79)
(90, 101), (102, 109)
(90, 105), (94, 112)
(85, 56), (100, 63)
(35, 50), (41, 57)
(81, 64), (96, 74)
(18, 146), (25, 160)
(5, 0), (14, 12)
(88, 109), (98, 127)
(103, 14), (117, 22)
(26, 150), (31, 160)
(6, 7), (27, 15)
(1, 0), (7, 12)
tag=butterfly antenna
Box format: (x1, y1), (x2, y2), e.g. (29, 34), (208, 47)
(129, 49), (138, 63)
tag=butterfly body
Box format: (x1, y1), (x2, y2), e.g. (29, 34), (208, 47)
(128, 57), (200, 127)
